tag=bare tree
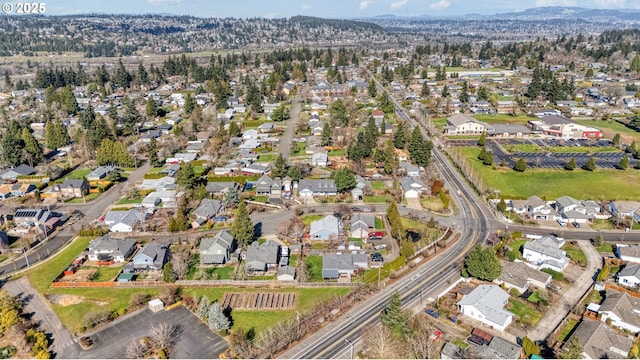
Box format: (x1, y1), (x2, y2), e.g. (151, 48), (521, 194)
(361, 324), (400, 359)
(171, 247), (191, 280)
(405, 313), (442, 359)
(149, 322), (179, 353)
(125, 337), (149, 359)
(334, 204), (352, 221)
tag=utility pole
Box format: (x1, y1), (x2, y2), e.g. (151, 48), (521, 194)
(345, 339), (354, 360)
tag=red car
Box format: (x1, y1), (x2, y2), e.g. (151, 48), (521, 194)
(429, 331), (443, 342)
(368, 231), (385, 239)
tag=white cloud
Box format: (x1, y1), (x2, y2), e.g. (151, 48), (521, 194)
(263, 12), (277, 18)
(429, 0), (452, 9)
(301, 4), (311, 10)
(390, 0), (408, 9)
(359, 0), (374, 10)
(535, 0), (576, 6)
(145, 0), (181, 5)
(592, 0), (625, 6)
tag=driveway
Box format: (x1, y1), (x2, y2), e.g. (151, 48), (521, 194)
(278, 94), (302, 158)
(406, 197), (422, 210)
(77, 306), (227, 359)
(527, 240), (601, 341)
(2, 277), (76, 358)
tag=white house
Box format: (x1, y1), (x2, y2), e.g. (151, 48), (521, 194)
(616, 244), (640, 264)
(444, 114), (490, 136)
(522, 235), (569, 272)
(457, 285), (513, 331)
(399, 176), (426, 199)
(309, 215), (340, 241)
(104, 209), (147, 233)
(495, 260), (552, 294)
(596, 290), (640, 335)
(311, 152), (329, 168)
(617, 265), (640, 288)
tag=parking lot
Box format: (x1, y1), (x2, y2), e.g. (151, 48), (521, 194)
(77, 306), (227, 359)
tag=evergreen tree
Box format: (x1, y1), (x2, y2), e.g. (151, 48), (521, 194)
(223, 188), (240, 208)
(147, 138), (161, 167)
(463, 245), (502, 281)
(619, 155), (629, 170)
(184, 93), (195, 115)
(561, 337), (583, 359)
(386, 201), (405, 242)
(272, 104), (290, 122)
(613, 133), (621, 147)
(273, 153), (287, 178)
(21, 128), (43, 164)
(394, 121), (406, 149)
(420, 83), (430, 98)
(176, 162), (197, 189)
(459, 81), (469, 103)
(231, 199), (254, 247)
(477, 131), (486, 146)
(59, 87), (78, 115)
(321, 122), (333, 146)
(114, 59), (132, 88)
(584, 157), (596, 171)
(442, 84), (450, 98)
(496, 199), (507, 212)
(482, 151), (493, 166)
(522, 337), (539, 357)
(333, 167), (356, 193)
(228, 121), (240, 137)
(408, 127), (432, 167)
(145, 97), (158, 118)
(565, 158), (577, 171)
(162, 263), (176, 283)
(380, 291), (410, 338)
(197, 296), (210, 319)
(207, 302), (230, 332)
(287, 166), (302, 181)
(330, 99), (348, 125)
(514, 158), (527, 172)
(1, 120), (24, 167)
(368, 80), (377, 98)
(631, 54), (640, 73)
(477, 86), (489, 101)
(383, 141), (398, 175)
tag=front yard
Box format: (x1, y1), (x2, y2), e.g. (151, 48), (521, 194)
(563, 242), (587, 267)
(507, 298), (542, 326)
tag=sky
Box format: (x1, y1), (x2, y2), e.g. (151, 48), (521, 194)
(39, 0), (640, 18)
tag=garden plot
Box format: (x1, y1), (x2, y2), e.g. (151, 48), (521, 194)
(221, 292), (297, 310)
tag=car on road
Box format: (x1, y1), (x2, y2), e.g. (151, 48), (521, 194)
(371, 253), (383, 262)
(374, 244), (387, 250)
(214, 216), (230, 222)
(350, 207), (362, 212)
(369, 231), (385, 240)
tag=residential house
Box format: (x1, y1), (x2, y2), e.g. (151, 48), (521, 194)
(86, 166), (116, 181)
(58, 179), (90, 199)
(563, 318), (632, 359)
(205, 182), (239, 195)
(165, 153), (197, 164)
(298, 179), (337, 197)
(495, 260), (552, 294)
(616, 244), (640, 264)
(159, 164), (181, 178)
(595, 290), (640, 334)
(440, 342), (464, 359)
(13, 208), (50, 226)
(241, 164), (269, 176)
(444, 114), (490, 135)
(522, 235), (569, 272)
(192, 199), (224, 228)
(141, 189), (179, 208)
(350, 213), (375, 239)
(132, 243), (168, 271)
(609, 201), (640, 223)
(618, 265), (640, 288)
(510, 195), (557, 220)
(258, 122), (275, 133)
(87, 235), (136, 263)
(199, 230), (237, 265)
(555, 195), (600, 223)
(104, 209), (147, 233)
(139, 176), (176, 191)
(322, 253), (368, 280)
(309, 215), (341, 241)
(255, 175), (281, 196)
(487, 124), (532, 138)
(476, 336), (523, 359)
(277, 266), (296, 281)
(0, 183), (35, 199)
(245, 241), (280, 273)
(311, 152), (329, 168)
(399, 161), (420, 177)
(400, 176), (427, 199)
(0, 164), (36, 181)
(457, 284), (514, 331)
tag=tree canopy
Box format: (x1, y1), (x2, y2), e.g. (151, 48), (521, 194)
(463, 245), (502, 281)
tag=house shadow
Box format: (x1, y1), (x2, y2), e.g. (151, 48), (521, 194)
(253, 222), (263, 239)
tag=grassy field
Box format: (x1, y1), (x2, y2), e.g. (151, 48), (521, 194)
(90, 266), (124, 282)
(547, 146), (619, 153)
(474, 114), (534, 125)
(596, 242), (614, 253)
(374, 217), (384, 230)
(304, 255), (323, 282)
(258, 154), (275, 162)
(370, 181), (385, 191)
(563, 244), (587, 267)
(575, 119), (640, 142)
(364, 195), (392, 203)
(591, 219), (614, 230)
(432, 117), (448, 129)
(66, 168), (92, 179)
(291, 142), (307, 157)
(204, 266), (235, 279)
(557, 318), (579, 342)
(116, 197), (142, 205)
(328, 150), (346, 157)
(420, 197), (444, 211)
(504, 144), (541, 153)
(508, 298), (542, 326)
(401, 217), (423, 229)
(65, 193), (100, 203)
(458, 147), (640, 200)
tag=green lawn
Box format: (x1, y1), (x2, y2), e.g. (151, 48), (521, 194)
(575, 119), (640, 142)
(65, 193), (100, 203)
(504, 144), (541, 153)
(301, 214), (324, 226)
(90, 266), (124, 282)
(401, 217), (423, 229)
(527, 291), (543, 304)
(474, 114), (534, 125)
(374, 217), (384, 230)
(547, 146), (620, 153)
(432, 117), (448, 129)
(508, 298), (542, 326)
(452, 339), (470, 350)
(258, 154), (276, 162)
(364, 195), (391, 203)
(557, 318), (579, 342)
(289, 255), (298, 268)
(247, 195), (268, 203)
(591, 219), (614, 230)
(205, 266), (235, 280)
(146, 167), (165, 174)
(563, 244), (587, 267)
(510, 239), (527, 254)
(66, 168), (91, 179)
(304, 256), (323, 282)
(116, 197), (142, 205)
(370, 181), (385, 191)
(291, 142), (307, 157)
(328, 150), (346, 156)
(458, 147), (640, 200)
(596, 242), (614, 253)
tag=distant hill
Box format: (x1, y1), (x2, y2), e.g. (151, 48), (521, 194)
(483, 6), (640, 21)
(290, 16), (384, 32)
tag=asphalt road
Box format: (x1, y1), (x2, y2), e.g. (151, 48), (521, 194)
(0, 163), (151, 277)
(278, 94), (302, 159)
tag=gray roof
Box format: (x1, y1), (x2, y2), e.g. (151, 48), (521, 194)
(246, 241), (279, 272)
(598, 290), (640, 330)
(205, 182), (238, 194)
(298, 179), (337, 193)
(498, 260), (551, 289)
(193, 199), (223, 219)
(488, 124), (532, 135)
(159, 164), (180, 177)
(480, 336), (522, 359)
(309, 215), (340, 238)
(133, 243), (167, 268)
(617, 244), (640, 261)
(88, 235), (136, 258)
(447, 113), (481, 127)
(619, 264), (640, 278)
(87, 166), (115, 180)
(523, 236), (566, 261)
(400, 176), (426, 193)
(104, 209), (146, 227)
(60, 179), (88, 189)
(565, 318), (632, 359)
(440, 342), (464, 359)
(457, 285), (513, 327)
(322, 254), (359, 279)
(556, 195), (581, 209)
(277, 265), (296, 278)
(540, 114), (572, 125)
(350, 213), (375, 231)
(200, 230), (235, 264)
